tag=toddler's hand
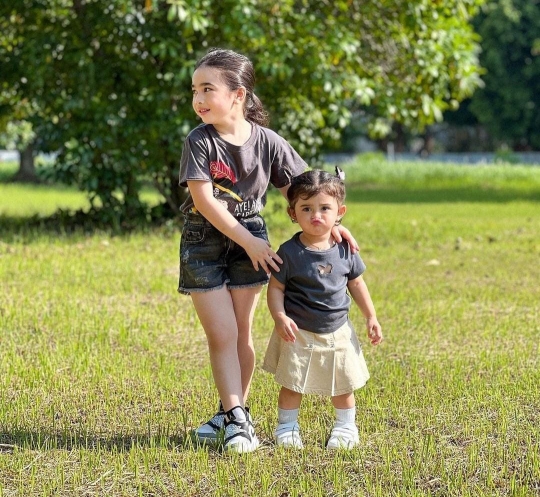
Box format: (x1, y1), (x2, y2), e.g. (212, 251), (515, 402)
(366, 317), (383, 345)
(274, 315), (298, 343)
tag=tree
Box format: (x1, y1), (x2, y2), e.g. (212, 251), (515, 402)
(0, 0), (484, 223)
(468, 0), (540, 150)
(0, 119), (39, 183)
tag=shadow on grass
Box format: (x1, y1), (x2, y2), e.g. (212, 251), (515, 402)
(1, 185), (539, 241)
(346, 185), (540, 203)
(0, 208), (183, 241)
(0, 430), (221, 453)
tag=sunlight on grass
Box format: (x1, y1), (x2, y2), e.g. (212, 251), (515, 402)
(1, 160), (539, 496)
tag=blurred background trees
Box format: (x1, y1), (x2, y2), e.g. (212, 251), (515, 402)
(466, 0), (540, 150)
(4, 0), (527, 224)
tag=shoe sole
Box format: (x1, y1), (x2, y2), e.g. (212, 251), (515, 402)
(326, 440), (359, 450)
(224, 437), (260, 453)
(190, 430), (224, 447)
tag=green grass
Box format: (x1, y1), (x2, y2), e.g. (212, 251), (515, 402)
(1, 158), (539, 496)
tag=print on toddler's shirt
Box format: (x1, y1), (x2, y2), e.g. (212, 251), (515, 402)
(317, 264), (333, 275)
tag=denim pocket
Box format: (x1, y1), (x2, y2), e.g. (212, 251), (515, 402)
(241, 215), (268, 242)
(182, 224), (205, 244)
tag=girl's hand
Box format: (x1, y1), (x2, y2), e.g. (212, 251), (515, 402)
(244, 236), (283, 273)
(332, 225), (359, 254)
(274, 313), (298, 343)
(366, 317), (383, 345)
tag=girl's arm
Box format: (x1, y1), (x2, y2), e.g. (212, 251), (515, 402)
(267, 276), (298, 342)
(347, 275), (383, 345)
(332, 225), (359, 253)
(188, 180), (282, 273)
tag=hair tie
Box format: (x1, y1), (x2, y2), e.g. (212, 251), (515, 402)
(335, 166), (345, 181)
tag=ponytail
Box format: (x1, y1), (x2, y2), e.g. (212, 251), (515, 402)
(246, 93), (269, 127)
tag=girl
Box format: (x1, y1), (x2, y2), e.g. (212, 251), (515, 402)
(178, 48), (357, 453)
(263, 169), (383, 449)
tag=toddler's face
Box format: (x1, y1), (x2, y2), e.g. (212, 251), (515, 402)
(290, 192), (346, 236)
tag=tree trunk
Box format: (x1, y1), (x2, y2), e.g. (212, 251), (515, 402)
(12, 142), (40, 183)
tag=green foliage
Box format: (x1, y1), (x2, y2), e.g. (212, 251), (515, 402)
(469, 0), (540, 149)
(0, 0), (484, 222)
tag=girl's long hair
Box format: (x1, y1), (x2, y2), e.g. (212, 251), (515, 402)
(195, 48), (269, 127)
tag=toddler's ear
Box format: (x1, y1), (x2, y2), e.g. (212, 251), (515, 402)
(287, 206), (297, 223)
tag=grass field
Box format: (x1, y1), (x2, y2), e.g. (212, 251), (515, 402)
(0, 158), (539, 496)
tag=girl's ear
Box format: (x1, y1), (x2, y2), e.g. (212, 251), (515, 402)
(235, 87), (247, 103)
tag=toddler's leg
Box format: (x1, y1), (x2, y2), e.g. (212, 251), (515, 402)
(275, 387), (303, 449)
(328, 393), (359, 449)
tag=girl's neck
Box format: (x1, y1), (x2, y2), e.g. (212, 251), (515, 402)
(299, 232), (335, 251)
(213, 119), (252, 146)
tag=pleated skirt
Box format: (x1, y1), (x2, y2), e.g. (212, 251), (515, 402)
(262, 320), (370, 396)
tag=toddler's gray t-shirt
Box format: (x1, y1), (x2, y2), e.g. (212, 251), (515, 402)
(272, 232), (366, 334)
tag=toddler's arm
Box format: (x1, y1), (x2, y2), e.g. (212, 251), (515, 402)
(267, 276), (298, 342)
(188, 180), (282, 273)
(347, 275), (383, 345)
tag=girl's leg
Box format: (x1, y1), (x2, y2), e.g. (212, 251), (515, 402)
(230, 286), (262, 403)
(191, 286), (245, 412)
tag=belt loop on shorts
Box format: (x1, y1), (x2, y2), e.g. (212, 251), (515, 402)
(184, 212), (209, 226)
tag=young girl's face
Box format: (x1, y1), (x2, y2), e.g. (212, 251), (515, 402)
(191, 66), (243, 126)
(289, 192), (346, 237)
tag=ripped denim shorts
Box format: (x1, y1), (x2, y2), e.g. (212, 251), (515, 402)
(178, 212), (270, 295)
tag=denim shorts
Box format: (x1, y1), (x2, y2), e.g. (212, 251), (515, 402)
(178, 213), (271, 295)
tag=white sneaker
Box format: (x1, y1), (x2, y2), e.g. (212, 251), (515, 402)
(223, 406), (259, 453)
(275, 421), (304, 449)
(191, 404), (225, 446)
(326, 424), (359, 449)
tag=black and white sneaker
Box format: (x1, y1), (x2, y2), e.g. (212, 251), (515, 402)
(223, 406), (259, 453)
(191, 402), (225, 446)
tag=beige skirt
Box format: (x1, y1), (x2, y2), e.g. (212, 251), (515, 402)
(262, 320), (370, 396)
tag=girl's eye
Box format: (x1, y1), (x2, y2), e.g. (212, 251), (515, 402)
(204, 87), (212, 92)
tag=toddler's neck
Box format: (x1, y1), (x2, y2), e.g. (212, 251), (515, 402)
(299, 232), (335, 251)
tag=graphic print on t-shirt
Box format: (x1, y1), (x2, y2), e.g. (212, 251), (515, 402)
(317, 263), (333, 275)
(209, 159), (262, 218)
(210, 160), (243, 202)
(210, 161), (237, 183)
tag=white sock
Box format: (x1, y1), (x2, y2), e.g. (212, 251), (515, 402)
(335, 407), (356, 425)
(278, 408), (299, 425)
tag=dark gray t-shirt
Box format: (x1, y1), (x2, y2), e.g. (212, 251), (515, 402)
(179, 123), (307, 218)
(272, 232), (366, 334)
